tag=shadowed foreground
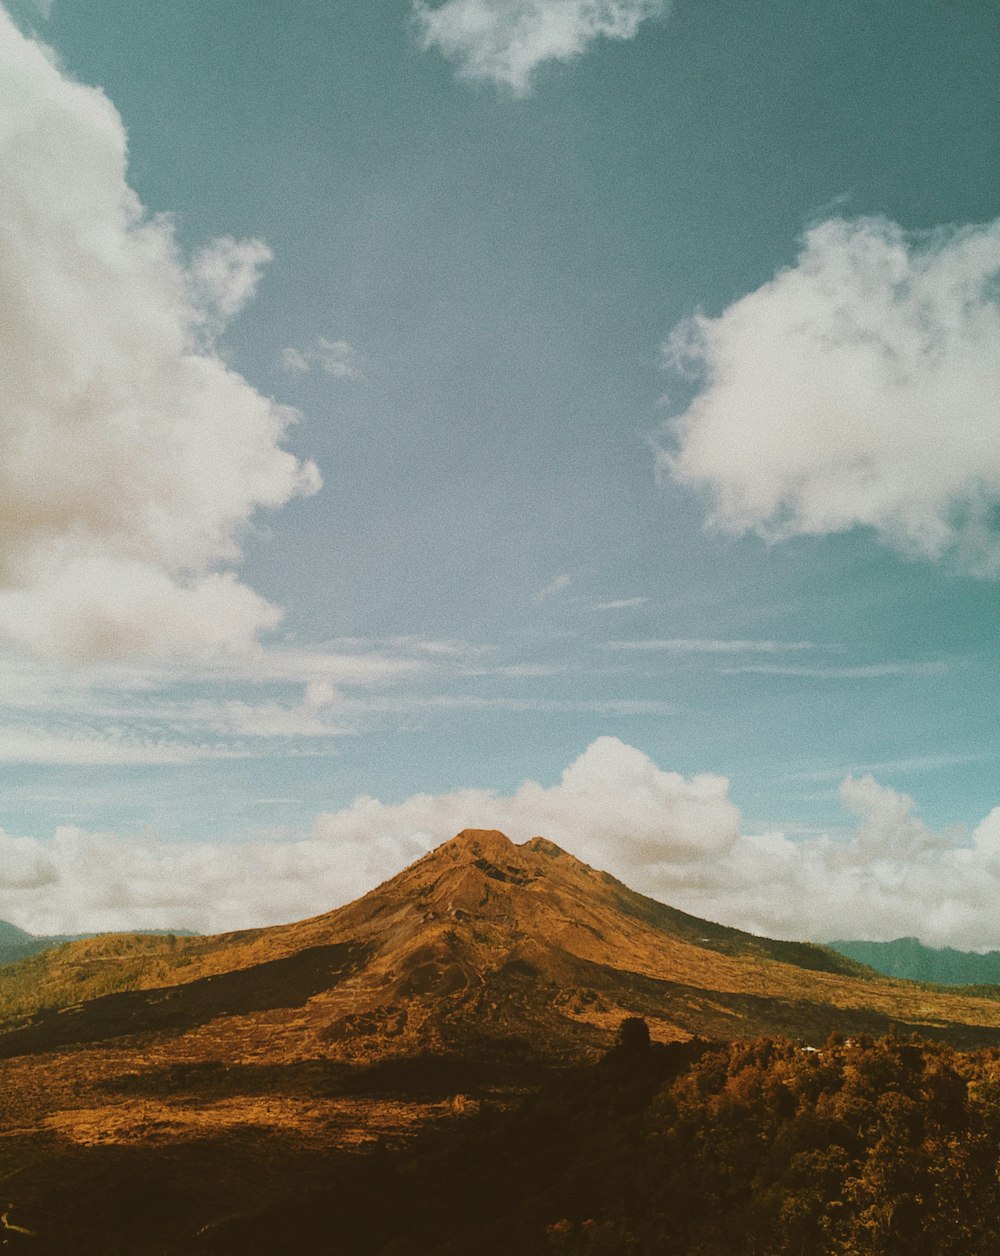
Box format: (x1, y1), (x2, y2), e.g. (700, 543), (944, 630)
(4, 1031), (1000, 1254)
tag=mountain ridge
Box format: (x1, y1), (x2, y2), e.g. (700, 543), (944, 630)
(828, 936), (1000, 987)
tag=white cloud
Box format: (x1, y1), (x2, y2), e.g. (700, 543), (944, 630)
(5, 738), (999, 947)
(660, 216), (1000, 574)
(786, 751), (997, 784)
(189, 236), (273, 340)
(593, 597), (648, 610)
(0, 737), (737, 933)
(282, 337), (363, 380)
(412, 0), (668, 94)
(306, 737), (732, 895)
(715, 660), (950, 680)
(536, 572), (571, 600)
(0, 14), (320, 660)
(0, 641), (433, 763)
(0, 729), (242, 766)
(0, 823), (432, 936)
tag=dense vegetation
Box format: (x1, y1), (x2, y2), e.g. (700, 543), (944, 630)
(207, 1026), (1000, 1256)
(0, 933), (185, 1029)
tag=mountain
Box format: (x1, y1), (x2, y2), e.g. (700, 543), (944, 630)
(4, 828), (1000, 1066)
(828, 936), (1000, 987)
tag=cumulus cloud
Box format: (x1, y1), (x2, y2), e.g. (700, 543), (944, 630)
(4, 739), (999, 947)
(412, 0), (668, 94)
(0, 737), (739, 933)
(660, 216), (1000, 574)
(0, 14), (320, 660)
(282, 338), (363, 380)
(314, 735), (741, 874)
(188, 236), (273, 340)
(0, 823), (432, 936)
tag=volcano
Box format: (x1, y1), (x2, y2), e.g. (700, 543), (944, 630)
(4, 827), (1000, 1068)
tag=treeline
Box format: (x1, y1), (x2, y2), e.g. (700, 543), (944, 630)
(206, 1024), (1000, 1256)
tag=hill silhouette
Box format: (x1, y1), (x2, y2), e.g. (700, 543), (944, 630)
(0, 918), (79, 967)
(828, 936), (1000, 987)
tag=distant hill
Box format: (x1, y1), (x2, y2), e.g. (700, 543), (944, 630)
(0, 919), (77, 966)
(0, 920), (196, 969)
(828, 937), (1000, 986)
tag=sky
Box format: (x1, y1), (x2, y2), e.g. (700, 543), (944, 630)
(1, 0), (999, 947)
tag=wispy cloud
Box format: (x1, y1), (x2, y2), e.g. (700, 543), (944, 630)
(282, 338), (363, 380)
(335, 693), (676, 717)
(536, 573), (572, 601)
(0, 641), (434, 764)
(660, 215), (1000, 575)
(0, 729), (247, 767)
(783, 750), (999, 784)
(0, 634), (643, 763)
(602, 638), (827, 653)
(412, 0), (669, 95)
(593, 597), (649, 610)
(716, 660), (952, 680)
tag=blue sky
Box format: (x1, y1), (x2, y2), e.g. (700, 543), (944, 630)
(1, 0), (998, 944)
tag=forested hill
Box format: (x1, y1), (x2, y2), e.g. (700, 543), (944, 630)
(828, 937), (1000, 986)
(0, 920), (68, 967)
(0, 920), (195, 969)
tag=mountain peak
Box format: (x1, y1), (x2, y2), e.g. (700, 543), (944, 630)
(522, 836), (566, 859)
(439, 828), (518, 862)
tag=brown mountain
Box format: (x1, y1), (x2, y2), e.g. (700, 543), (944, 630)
(5, 827), (1000, 1070)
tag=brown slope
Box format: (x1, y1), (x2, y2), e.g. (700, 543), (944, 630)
(4, 827), (1000, 1068)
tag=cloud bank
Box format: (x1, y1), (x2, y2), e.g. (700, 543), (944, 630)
(0, 13), (319, 660)
(661, 216), (1000, 574)
(412, 0), (668, 94)
(4, 737), (1000, 950)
